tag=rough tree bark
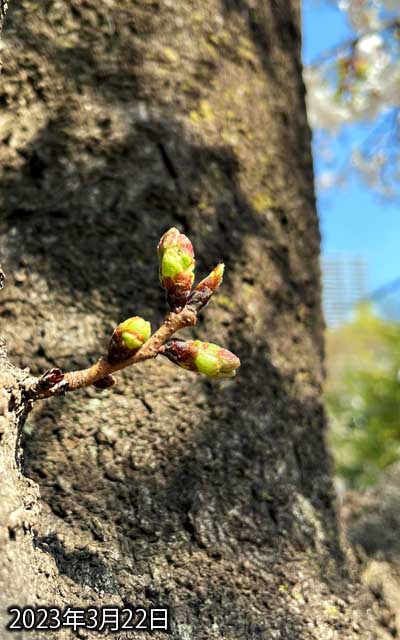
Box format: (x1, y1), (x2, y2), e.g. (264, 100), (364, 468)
(0, 1), (376, 638)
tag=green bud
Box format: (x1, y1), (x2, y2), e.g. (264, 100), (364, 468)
(157, 227), (195, 311)
(119, 316), (151, 349)
(162, 339), (240, 379)
(108, 316), (151, 363)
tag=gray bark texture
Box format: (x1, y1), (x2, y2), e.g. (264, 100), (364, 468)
(0, 1), (377, 638)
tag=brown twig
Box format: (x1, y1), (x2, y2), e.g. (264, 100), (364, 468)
(26, 306), (197, 401)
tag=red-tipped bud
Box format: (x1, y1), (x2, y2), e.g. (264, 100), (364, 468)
(108, 316), (151, 363)
(162, 339), (240, 379)
(157, 227), (195, 311)
(188, 263), (224, 311)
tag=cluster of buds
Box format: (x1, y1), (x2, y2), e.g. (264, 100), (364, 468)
(162, 339), (240, 379)
(101, 227), (239, 385)
(157, 227), (195, 312)
(108, 316), (151, 363)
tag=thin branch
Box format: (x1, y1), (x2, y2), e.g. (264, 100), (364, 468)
(25, 305), (198, 400)
(4, 230), (235, 400)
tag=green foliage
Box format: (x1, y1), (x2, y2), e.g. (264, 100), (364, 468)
(325, 303), (400, 488)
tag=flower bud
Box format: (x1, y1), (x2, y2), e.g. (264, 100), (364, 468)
(188, 263), (224, 311)
(157, 227), (195, 311)
(162, 339), (240, 379)
(108, 316), (151, 363)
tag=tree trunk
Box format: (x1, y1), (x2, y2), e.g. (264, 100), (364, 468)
(0, 1), (375, 638)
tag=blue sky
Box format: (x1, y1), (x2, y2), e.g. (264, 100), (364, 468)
(302, 2), (399, 293)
